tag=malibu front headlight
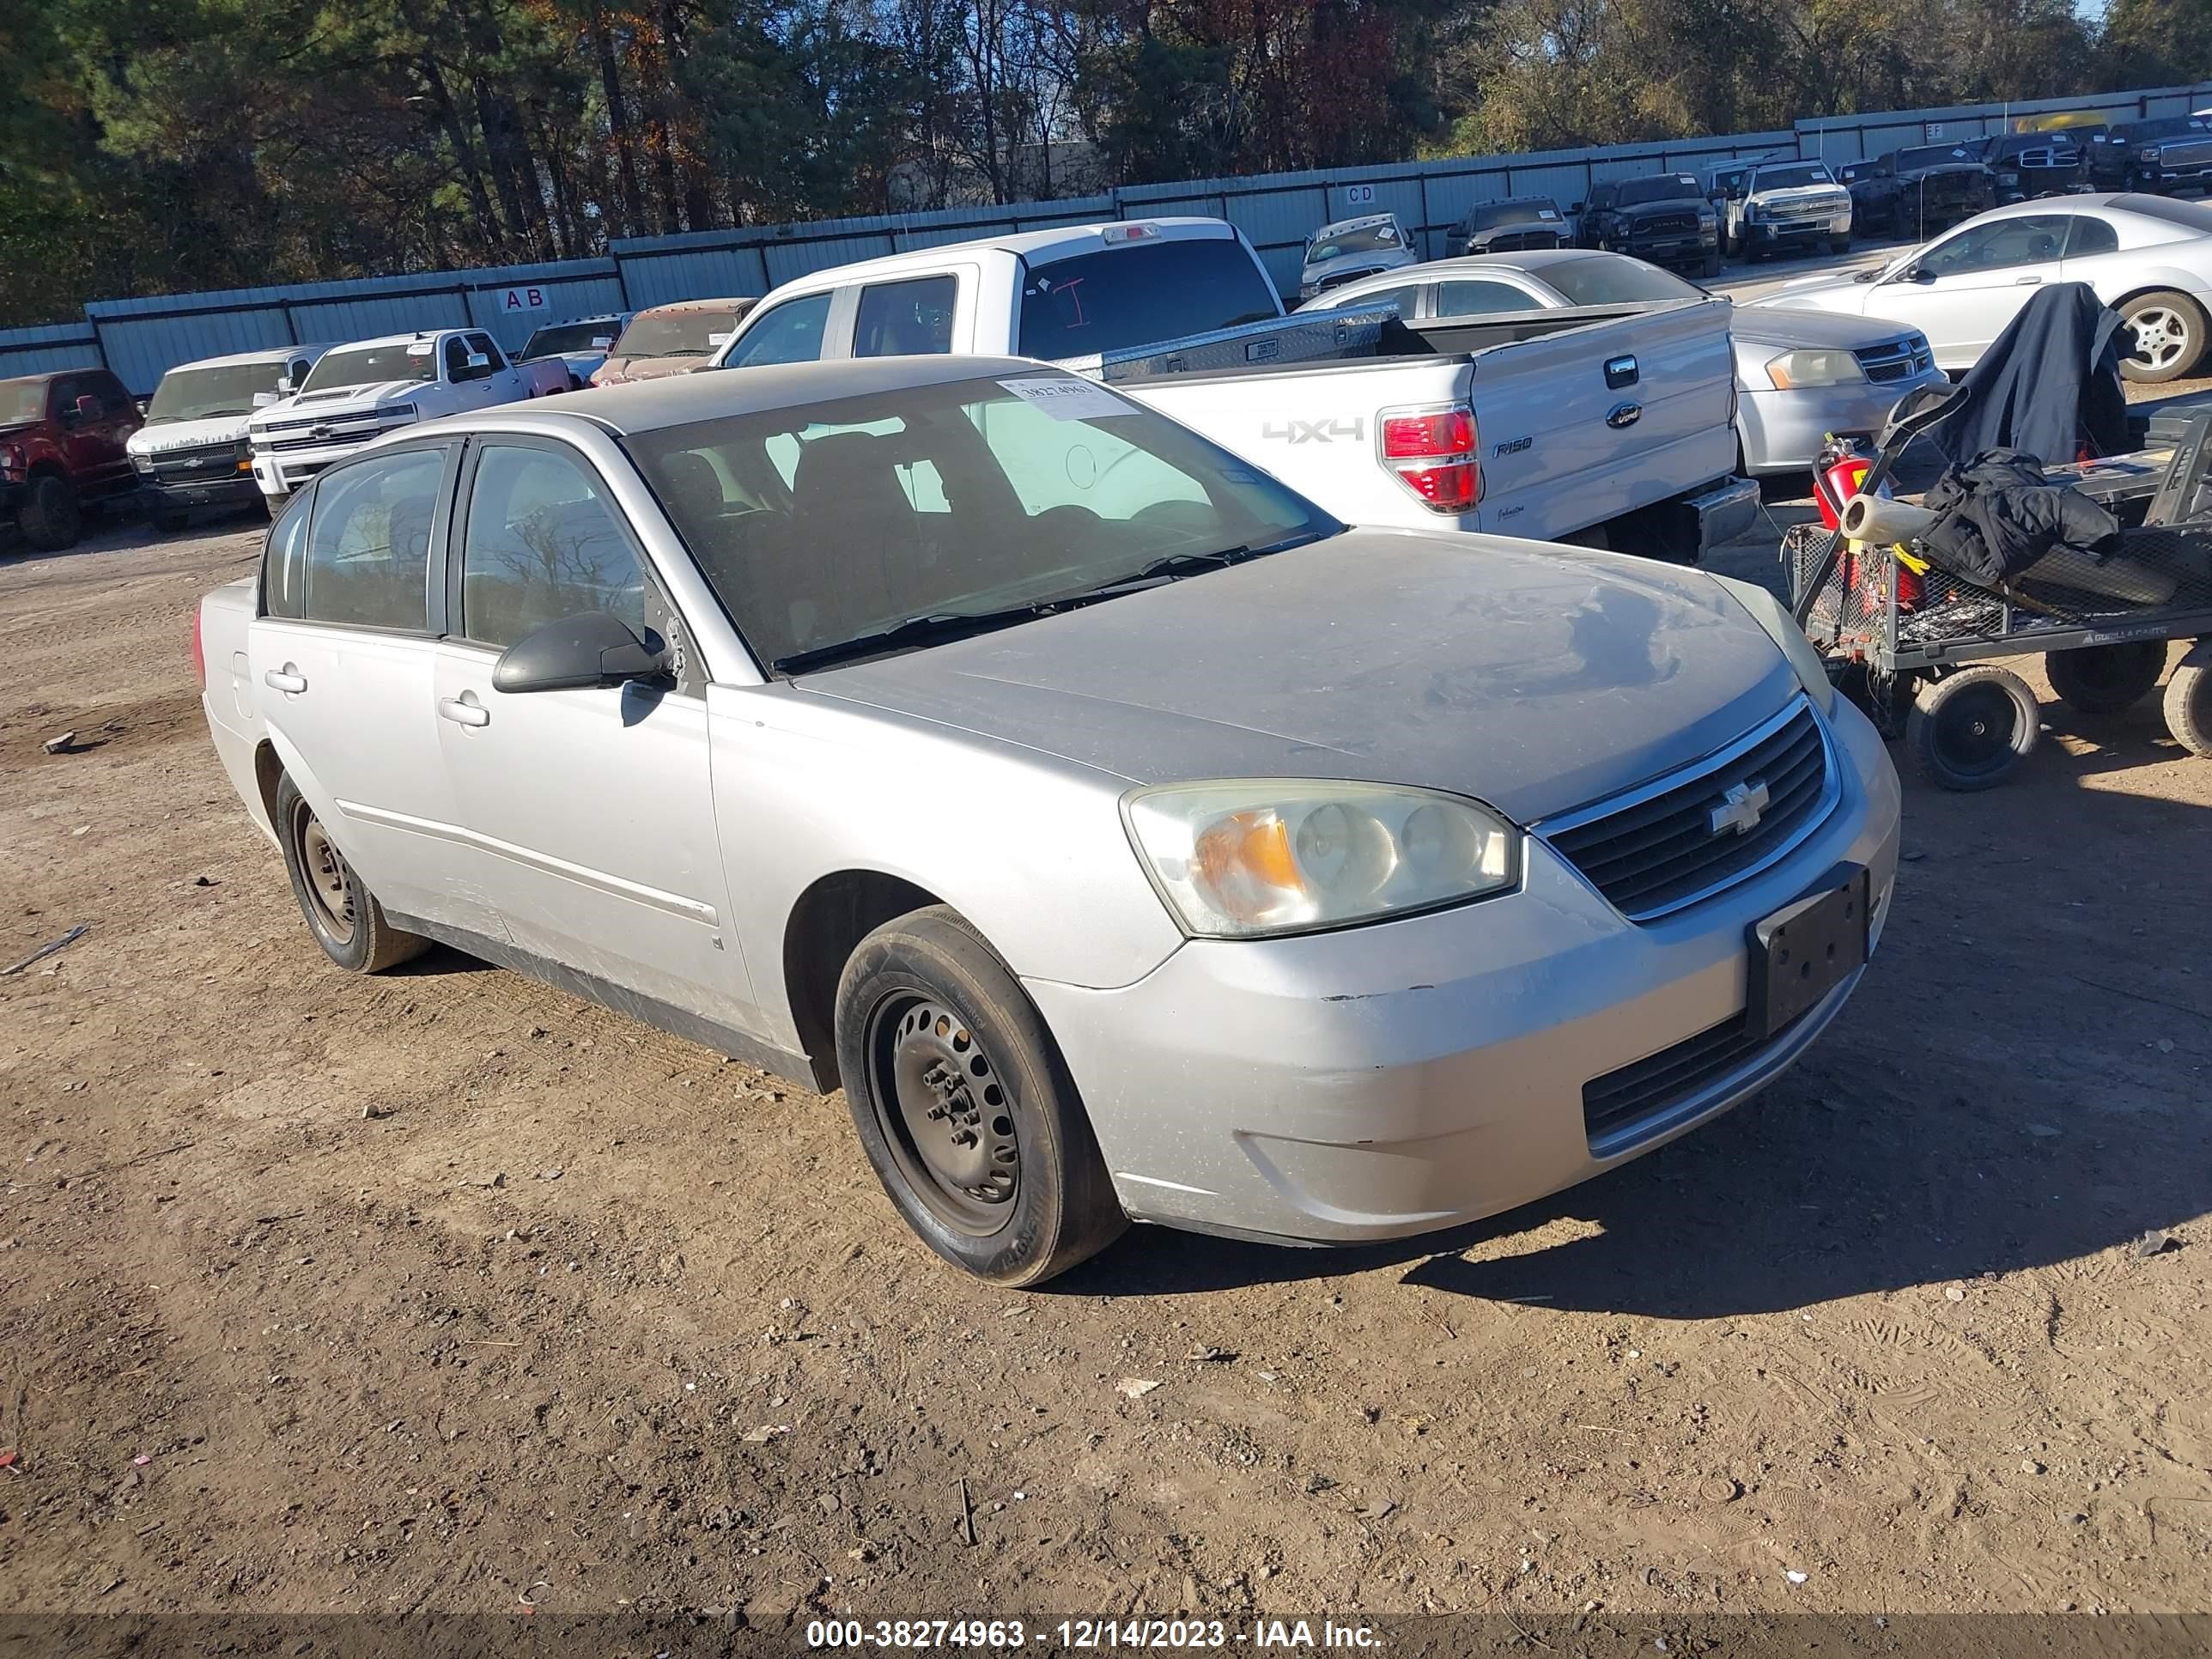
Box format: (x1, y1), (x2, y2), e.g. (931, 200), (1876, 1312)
(1711, 574), (1834, 715)
(1765, 348), (1865, 390)
(1122, 781), (1522, 939)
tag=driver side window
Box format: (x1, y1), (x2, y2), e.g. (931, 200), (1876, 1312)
(1921, 214), (2069, 276)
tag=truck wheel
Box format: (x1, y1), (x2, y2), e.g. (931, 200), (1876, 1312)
(2045, 640), (2165, 714)
(2163, 641), (2212, 758)
(834, 904), (1125, 1287)
(1700, 250), (1723, 278)
(17, 473), (82, 551)
(1907, 665), (2041, 790)
(275, 775), (429, 973)
(1828, 234), (1851, 254)
(150, 508), (190, 535)
(2118, 290), (2208, 383)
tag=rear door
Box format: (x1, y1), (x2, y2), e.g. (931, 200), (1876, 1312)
(428, 436), (743, 1019)
(248, 441), (476, 931)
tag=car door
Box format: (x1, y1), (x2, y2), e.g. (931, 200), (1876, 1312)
(720, 291), (839, 368)
(1871, 213), (2069, 367)
(429, 436), (744, 1021)
(445, 333), (508, 412)
(249, 441), (480, 931)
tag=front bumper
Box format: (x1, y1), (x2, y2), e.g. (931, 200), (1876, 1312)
(1621, 228), (1720, 264)
(1029, 696), (1902, 1244)
(139, 474), (262, 513)
(1745, 214), (1850, 246)
(252, 440), (371, 498)
(1736, 366), (1948, 475)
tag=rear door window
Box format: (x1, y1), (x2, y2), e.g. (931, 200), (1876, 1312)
(1017, 238), (1279, 361)
(297, 447), (447, 630)
(854, 276), (957, 357)
(261, 487), (317, 619)
(2063, 216), (2119, 257)
(1437, 279), (1547, 315)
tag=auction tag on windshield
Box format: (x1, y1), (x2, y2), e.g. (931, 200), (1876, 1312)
(1539, 208), (1559, 218)
(406, 341), (435, 356)
(997, 378), (1135, 422)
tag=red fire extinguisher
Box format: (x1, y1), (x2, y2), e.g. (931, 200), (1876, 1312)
(1814, 434), (1921, 612)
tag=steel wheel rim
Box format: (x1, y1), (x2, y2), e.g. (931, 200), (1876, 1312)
(1936, 684), (2020, 776)
(866, 993), (1018, 1237)
(2127, 307), (2189, 372)
(294, 803), (357, 945)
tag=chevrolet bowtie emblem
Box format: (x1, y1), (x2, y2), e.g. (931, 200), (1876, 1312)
(1710, 778), (1771, 836)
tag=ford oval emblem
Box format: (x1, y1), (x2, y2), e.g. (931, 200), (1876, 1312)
(1606, 401), (1643, 429)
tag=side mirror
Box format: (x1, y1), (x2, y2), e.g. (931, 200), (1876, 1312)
(74, 394), (101, 419)
(276, 378), (295, 395)
(465, 351), (490, 371)
(1906, 264), (1936, 284)
(492, 611), (667, 694)
(1569, 200), (1586, 214)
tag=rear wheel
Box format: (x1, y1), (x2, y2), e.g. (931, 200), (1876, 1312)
(2045, 640), (2166, 714)
(275, 775), (428, 972)
(2118, 289), (2209, 384)
(2163, 641), (2212, 758)
(834, 905), (1125, 1286)
(17, 473), (81, 550)
(1907, 665), (2041, 790)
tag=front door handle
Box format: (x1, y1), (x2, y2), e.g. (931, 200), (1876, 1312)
(2014, 275), (2043, 285)
(264, 665), (307, 694)
(439, 692), (490, 728)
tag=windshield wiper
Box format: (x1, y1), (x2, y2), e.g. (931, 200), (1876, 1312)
(774, 607), (1054, 674)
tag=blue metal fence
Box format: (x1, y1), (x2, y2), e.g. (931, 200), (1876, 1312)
(5, 81), (2203, 394)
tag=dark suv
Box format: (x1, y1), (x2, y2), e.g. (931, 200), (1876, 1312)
(1455, 196), (1570, 255)
(0, 369), (143, 550)
(1980, 128), (2100, 203)
(1575, 173), (1721, 275)
(1846, 143), (1994, 237)
(2094, 117), (2212, 193)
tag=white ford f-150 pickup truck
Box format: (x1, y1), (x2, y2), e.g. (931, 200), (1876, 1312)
(702, 217), (1759, 558)
(247, 328), (568, 504)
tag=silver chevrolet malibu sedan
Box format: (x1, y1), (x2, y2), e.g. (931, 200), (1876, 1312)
(198, 356), (1901, 1285)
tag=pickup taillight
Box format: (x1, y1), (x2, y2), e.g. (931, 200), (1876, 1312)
(191, 607), (205, 692)
(1378, 405), (1480, 513)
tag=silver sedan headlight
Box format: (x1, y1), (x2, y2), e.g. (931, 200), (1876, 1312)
(1765, 348), (1866, 390)
(1123, 781), (1522, 939)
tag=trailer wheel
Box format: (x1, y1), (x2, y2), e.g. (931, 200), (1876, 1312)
(2163, 641), (2212, 758)
(2045, 640), (2166, 714)
(1907, 665), (2041, 790)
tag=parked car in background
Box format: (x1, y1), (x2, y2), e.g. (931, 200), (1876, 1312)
(1576, 175), (1722, 276)
(131, 345), (329, 532)
(2093, 117), (2212, 194)
(592, 298), (757, 386)
(1706, 158), (1853, 260)
(195, 355), (1899, 1285)
(1306, 251), (1943, 476)
(1979, 129), (2097, 204)
(0, 368), (142, 550)
(706, 216), (1755, 560)
(1846, 143), (1994, 238)
(1753, 193), (2212, 382)
(520, 313), (633, 388)
(1454, 196), (1570, 255)
(246, 329), (568, 504)
(1297, 213), (1418, 301)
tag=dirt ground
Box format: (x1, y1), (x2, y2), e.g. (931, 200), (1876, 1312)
(2, 477), (2209, 1638)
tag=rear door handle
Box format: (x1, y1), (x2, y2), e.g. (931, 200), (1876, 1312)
(2015, 275), (2043, 285)
(439, 693), (490, 728)
(264, 666), (307, 693)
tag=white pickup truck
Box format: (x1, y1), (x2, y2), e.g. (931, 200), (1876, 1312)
(246, 328), (568, 504)
(702, 217), (1758, 558)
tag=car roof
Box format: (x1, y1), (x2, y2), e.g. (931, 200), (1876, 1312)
(164, 344), (333, 372)
(445, 354), (1066, 438)
(631, 297), (754, 318)
(535, 312), (629, 325)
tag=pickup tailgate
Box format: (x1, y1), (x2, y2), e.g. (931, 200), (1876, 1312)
(198, 579), (276, 841)
(1450, 297), (1737, 543)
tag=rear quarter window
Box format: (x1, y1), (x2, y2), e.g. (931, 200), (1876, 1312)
(1017, 239), (1279, 362)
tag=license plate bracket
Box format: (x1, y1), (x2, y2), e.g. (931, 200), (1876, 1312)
(1747, 866), (1869, 1039)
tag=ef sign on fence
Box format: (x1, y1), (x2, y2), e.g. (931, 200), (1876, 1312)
(499, 286), (550, 314)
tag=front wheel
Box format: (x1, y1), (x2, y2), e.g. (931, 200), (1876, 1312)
(275, 775), (429, 972)
(1700, 250), (1723, 277)
(1907, 665), (2041, 790)
(1829, 234), (1852, 254)
(834, 906), (1125, 1286)
(17, 473), (82, 550)
(2118, 289), (2209, 383)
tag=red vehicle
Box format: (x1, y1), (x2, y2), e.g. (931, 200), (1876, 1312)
(0, 368), (143, 550)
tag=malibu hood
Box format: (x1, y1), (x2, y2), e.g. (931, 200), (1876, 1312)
(799, 530), (1799, 824)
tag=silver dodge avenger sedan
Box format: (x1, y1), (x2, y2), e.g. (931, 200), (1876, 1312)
(197, 356), (1900, 1285)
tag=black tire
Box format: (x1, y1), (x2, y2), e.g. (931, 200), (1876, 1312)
(1700, 249), (1723, 278)
(1829, 234), (1851, 254)
(150, 508), (190, 535)
(834, 904), (1125, 1287)
(2118, 289), (2209, 384)
(2163, 641), (2212, 758)
(1906, 665), (2041, 790)
(17, 472), (81, 551)
(2045, 640), (2166, 714)
(274, 774), (428, 972)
